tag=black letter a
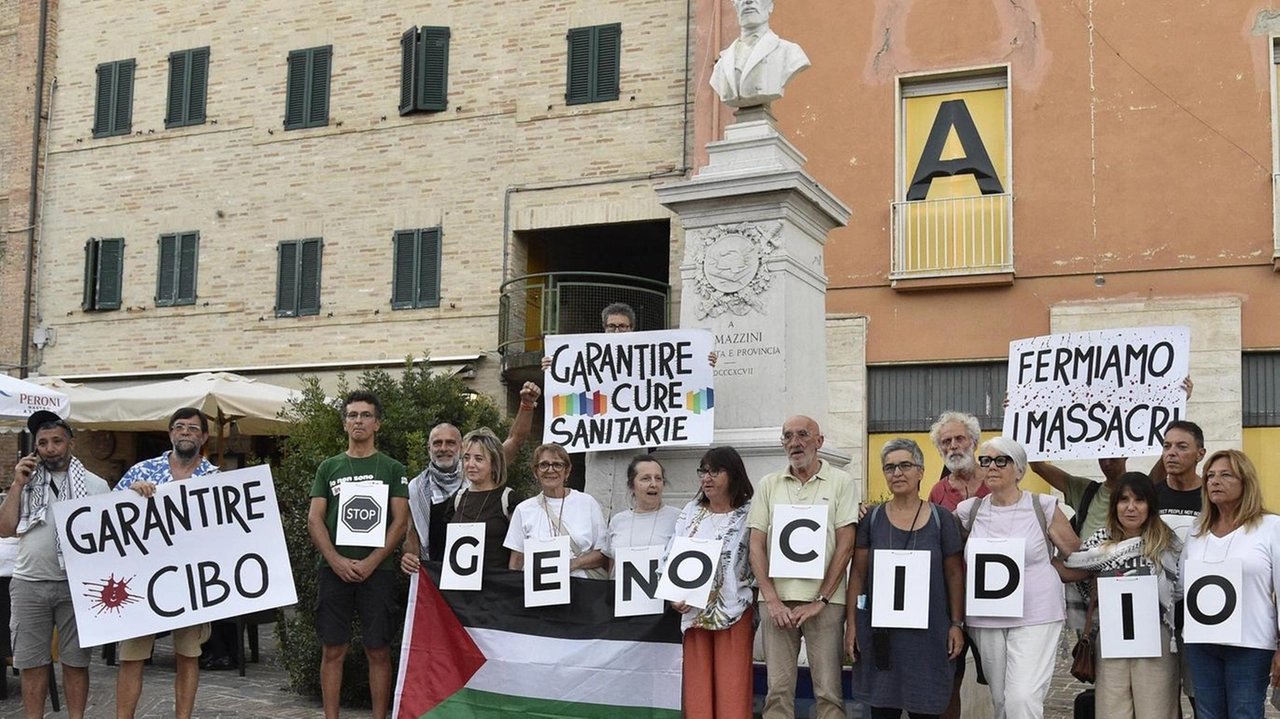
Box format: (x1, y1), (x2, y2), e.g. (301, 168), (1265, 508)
(906, 99), (1004, 201)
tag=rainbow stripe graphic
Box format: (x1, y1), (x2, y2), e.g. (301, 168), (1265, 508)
(551, 391), (609, 417)
(685, 388), (715, 414)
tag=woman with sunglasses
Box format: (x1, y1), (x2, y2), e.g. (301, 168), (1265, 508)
(846, 438), (965, 719)
(504, 443), (608, 578)
(954, 437), (1080, 719)
(663, 446), (755, 719)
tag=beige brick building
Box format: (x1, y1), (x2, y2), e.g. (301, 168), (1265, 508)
(31, 0), (695, 420)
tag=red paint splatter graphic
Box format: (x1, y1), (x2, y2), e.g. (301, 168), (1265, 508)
(83, 574), (138, 615)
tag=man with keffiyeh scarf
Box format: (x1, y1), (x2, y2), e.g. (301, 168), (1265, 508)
(0, 410), (109, 719)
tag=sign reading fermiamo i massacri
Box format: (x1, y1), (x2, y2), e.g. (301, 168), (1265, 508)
(1002, 326), (1190, 461)
(543, 329), (715, 453)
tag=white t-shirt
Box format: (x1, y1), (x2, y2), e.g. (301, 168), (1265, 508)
(1179, 514), (1280, 651)
(603, 505), (681, 558)
(15, 470), (111, 582)
(504, 489), (608, 579)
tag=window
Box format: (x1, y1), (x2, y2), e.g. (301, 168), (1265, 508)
(566, 24), (620, 105)
(1244, 352), (1280, 427)
(892, 69), (1011, 282)
(155, 232), (199, 306)
(276, 238), (323, 317)
(400, 26), (450, 115)
(868, 362), (1006, 432)
(391, 227), (442, 309)
(284, 46), (332, 130)
(82, 238), (124, 311)
(166, 47), (210, 128)
(93, 59), (136, 138)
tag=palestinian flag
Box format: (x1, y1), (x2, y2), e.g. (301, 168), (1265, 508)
(393, 564), (683, 719)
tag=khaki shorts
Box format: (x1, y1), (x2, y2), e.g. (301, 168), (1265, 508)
(10, 579), (91, 669)
(118, 623), (212, 662)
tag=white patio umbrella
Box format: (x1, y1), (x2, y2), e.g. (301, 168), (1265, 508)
(68, 372), (303, 436)
(0, 374), (70, 429)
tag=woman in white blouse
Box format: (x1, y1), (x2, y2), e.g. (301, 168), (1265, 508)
(504, 443), (608, 579)
(604, 456), (681, 572)
(1179, 449), (1280, 719)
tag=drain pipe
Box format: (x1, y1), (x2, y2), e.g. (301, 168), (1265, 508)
(20, 0), (51, 378)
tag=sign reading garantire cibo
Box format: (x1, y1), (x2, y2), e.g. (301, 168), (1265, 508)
(52, 465), (297, 646)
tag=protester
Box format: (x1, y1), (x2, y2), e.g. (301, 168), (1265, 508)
(402, 428), (516, 575)
(113, 408), (219, 719)
(955, 436), (1080, 719)
(748, 415), (858, 719)
(1157, 419), (1207, 715)
(1060, 472), (1182, 719)
(406, 381), (540, 562)
(308, 391), (409, 719)
(0, 411), (109, 719)
(664, 446), (755, 719)
(506, 443), (608, 578)
(603, 455), (681, 573)
(1179, 449), (1280, 719)
(541, 301), (718, 367)
(847, 438), (964, 719)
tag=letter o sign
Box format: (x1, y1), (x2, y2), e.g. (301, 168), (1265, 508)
(669, 552), (713, 589)
(1187, 575), (1238, 627)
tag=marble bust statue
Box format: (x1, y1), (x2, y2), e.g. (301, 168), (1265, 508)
(710, 0), (810, 108)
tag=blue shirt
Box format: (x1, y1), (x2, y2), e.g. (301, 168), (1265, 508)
(115, 450), (219, 490)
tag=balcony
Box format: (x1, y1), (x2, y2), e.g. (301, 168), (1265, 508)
(890, 192), (1014, 289)
(498, 272), (670, 375)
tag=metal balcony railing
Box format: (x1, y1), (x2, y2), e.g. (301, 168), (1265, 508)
(498, 272), (670, 361)
(890, 193), (1014, 280)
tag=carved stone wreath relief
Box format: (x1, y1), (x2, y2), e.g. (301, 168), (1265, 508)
(689, 221), (781, 319)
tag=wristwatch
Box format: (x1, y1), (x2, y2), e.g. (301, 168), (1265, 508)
(816, 593), (830, 605)
(950, 619), (964, 628)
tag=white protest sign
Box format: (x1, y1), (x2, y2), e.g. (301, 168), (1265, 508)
(335, 482), (389, 548)
(1097, 575), (1162, 659)
(965, 538), (1025, 618)
(440, 523), (485, 591)
(543, 328), (715, 453)
(523, 536), (571, 607)
(768, 504), (827, 580)
(614, 545), (666, 617)
(53, 465), (297, 647)
(871, 550), (931, 629)
(1183, 558), (1243, 645)
(654, 536), (721, 609)
(1003, 326), (1191, 461)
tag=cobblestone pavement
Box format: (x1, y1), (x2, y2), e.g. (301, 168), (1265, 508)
(1, 627), (1277, 718)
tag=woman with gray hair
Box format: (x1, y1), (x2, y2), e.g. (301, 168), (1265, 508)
(954, 436), (1080, 719)
(846, 438), (966, 718)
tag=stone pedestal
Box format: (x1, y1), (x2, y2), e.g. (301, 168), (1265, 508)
(585, 108), (854, 514)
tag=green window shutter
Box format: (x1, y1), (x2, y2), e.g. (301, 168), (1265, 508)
(284, 50), (308, 129)
(97, 238), (125, 310)
(165, 51), (187, 127)
(156, 233), (177, 305)
(275, 241), (299, 316)
(176, 231), (198, 304)
(307, 46), (332, 127)
(187, 47), (210, 125)
(114, 60), (135, 136)
(594, 24), (621, 102)
(566, 27), (592, 105)
(82, 239), (99, 310)
(298, 238), (322, 316)
(419, 27), (450, 111)
(93, 63), (115, 137)
(399, 27), (418, 116)
(417, 227), (441, 307)
(391, 230), (417, 309)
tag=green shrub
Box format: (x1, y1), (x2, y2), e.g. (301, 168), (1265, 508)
(274, 359), (526, 705)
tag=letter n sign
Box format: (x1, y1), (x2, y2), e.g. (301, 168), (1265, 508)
(1182, 558), (1243, 645)
(965, 538), (1025, 618)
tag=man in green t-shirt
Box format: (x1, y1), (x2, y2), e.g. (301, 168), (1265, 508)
(308, 391), (409, 719)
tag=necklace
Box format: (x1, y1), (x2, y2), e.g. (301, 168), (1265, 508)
(629, 506), (661, 547)
(459, 486), (495, 523)
(539, 489), (570, 537)
(695, 505), (735, 539)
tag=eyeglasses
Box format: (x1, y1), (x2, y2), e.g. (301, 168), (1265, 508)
(696, 467), (723, 478)
(604, 323), (632, 332)
(977, 455), (1014, 468)
(882, 461), (920, 475)
(170, 423), (204, 434)
(344, 411), (376, 421)
(536, 461), (568, 472)
(781, 430), (813, 441)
